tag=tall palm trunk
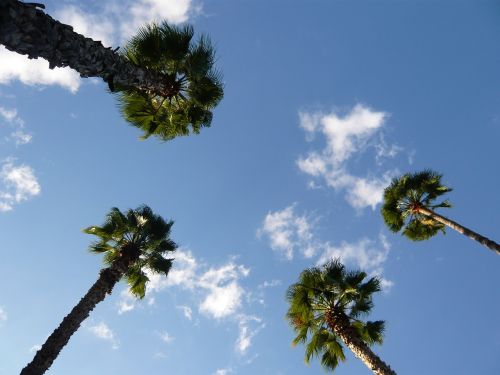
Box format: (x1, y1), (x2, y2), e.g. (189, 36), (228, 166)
(417, 207), (500, 255)
(326, 310), (396, 375)
(0, 0), (177, 96)
(20, 258), (129, 375)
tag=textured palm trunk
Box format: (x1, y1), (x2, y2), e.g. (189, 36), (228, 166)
(20, 257), (130, 375)
(418, 207), (500, 255)
(326, 310), (396, 375)
(0, 0), (177, 96)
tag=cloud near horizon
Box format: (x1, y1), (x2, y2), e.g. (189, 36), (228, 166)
(297, 104), (399, 210)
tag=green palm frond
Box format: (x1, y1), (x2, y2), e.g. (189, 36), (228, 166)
(381, 170), (452, 241)
(286, 259), (385, 372)
(117, 22), (224, 141)
(126, 267), (150, 299)
(84, 205), (177, 299)
(352, 320), (385, 345)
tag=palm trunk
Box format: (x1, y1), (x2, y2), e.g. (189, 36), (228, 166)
(327, 310), (396, 375)
(418, 207), (500, 256)
(0, 0), (177, 96)
(20, 258), (129, 375)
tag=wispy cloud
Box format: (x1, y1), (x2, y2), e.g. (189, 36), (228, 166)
(257, 204), (318, 260)
(0, 306), (7, 325)
(0, 47), (81, 93)
(117, 250), (251, 320)
(0, 106), (33, 146)
(235, 315), (265, 355)
(0, 0), (200, 93)
(259, 205), (393, 290)
(158, 330), (174, 343)
(0, 159), (41, 212)
(115, 249), (263, 354)
(317, 234), (393, 291)
(88, 322), (119, 349)
(213, 369), (232, 375)
(297, 104), (399, 210)
(176, 305), (193, 320)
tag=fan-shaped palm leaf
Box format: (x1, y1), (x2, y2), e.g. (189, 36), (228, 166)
(286, 260), (395, 375)
(117, 22), (224, 141)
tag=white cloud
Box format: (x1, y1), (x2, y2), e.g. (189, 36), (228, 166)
(176, 305), (193, 320)
(257, 204), (318, 260)
(213, 369), (232, 375)
(29, 344), (41, 353)
(316, 234), (393, 291)
(235, 315), (265, 355)
(88, 322), (119, 349)
(117, 289), (136, 314)
(297, 104), (398, 210)
(258, 280), (281, 289)
(0, 159), (41, 212)
(0, 106), (33, 146)
(118, 0), (196, 40)
(115, 249), (262, 352)
(0, 107), (17, 122)
(55, 6), (115, 47)
(200, 281), (243, 319)
(0, 47), (81, 93)
(158, 330), (174, 343)
(154, 351), (167, 359)
(117, 250), (251, 320)
(10, 130), (33, 146)
(198, 263), (250, 319)
(0, 306), (7, 325)
(259, 205), (393, 290)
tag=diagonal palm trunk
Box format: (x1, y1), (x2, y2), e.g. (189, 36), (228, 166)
(326, 310), (396, 375)
(0, 0), (177, 96)
(20, 258), (129, 375)
(417, 207), (500, 255)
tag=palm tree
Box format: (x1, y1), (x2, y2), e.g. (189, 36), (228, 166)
(0, 1), (223, 140)
(118, 23), (223, 140)
(381, 170), (500, 255)
(286, 260), (396, 375)
(20, 205), (177, 375)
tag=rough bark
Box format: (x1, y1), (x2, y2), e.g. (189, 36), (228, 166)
(326, 310), (396, 375)
(0, 0), (177, 96)
(20, 258), (130, 375)
(418, 207), (500, 255)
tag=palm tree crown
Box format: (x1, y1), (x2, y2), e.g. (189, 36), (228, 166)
(84, 205), (177, 298)
(117, 22), (224, 141)
(286, 260), (386, 372)
(381, 170), (452, 241)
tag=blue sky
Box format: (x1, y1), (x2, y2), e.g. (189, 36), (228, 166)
(0, 0), (499, 374)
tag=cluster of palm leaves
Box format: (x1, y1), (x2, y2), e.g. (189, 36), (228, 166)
(20, 206), (177, 375)
(117, 22), (224, 140)
(381, 170), (500, 254)
(286, 261), (390, 373)
(381, 170), (452, 240)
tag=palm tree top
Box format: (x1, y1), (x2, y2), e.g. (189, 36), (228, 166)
(381, 170), (452, 241)
(83, 205), (177, 298)
(117, 22), (224, 141)
(286, 260), (385, 371)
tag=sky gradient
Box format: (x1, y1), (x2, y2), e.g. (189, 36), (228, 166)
(0, 1), (499, 374)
